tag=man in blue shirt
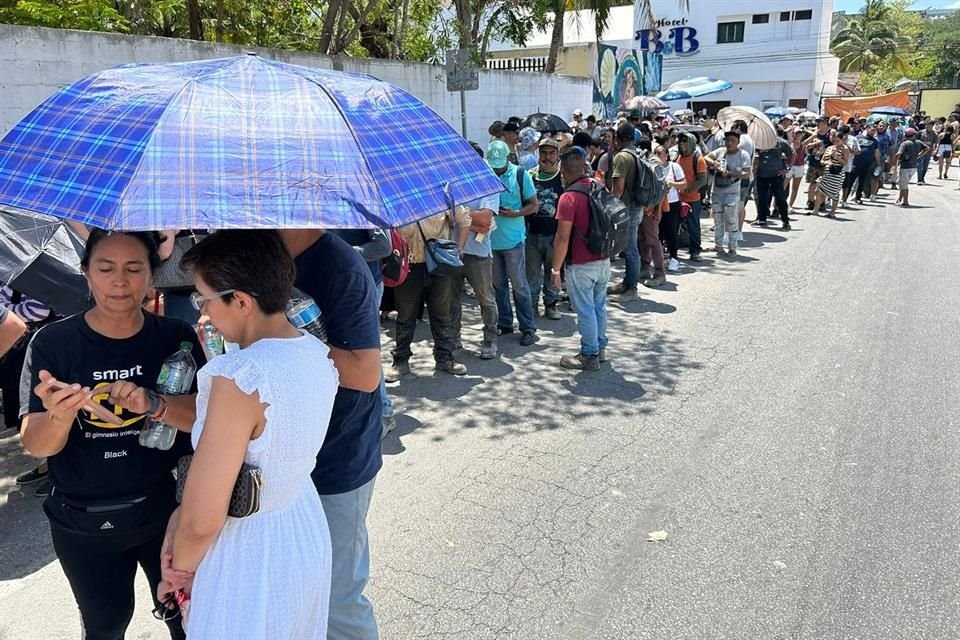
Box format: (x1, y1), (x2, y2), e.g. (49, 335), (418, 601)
(487, 140), (539, 346)
(282, 230), (382, 640)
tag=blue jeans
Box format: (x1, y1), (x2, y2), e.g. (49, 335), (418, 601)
(566, 260), (611, 356)
(375, 282), (394, 419)
(684, 200), (702, 255)
(492, 242), (537, 334)
(525, 234), (559, 306)
(622, 207), (643, 289)
(319, 478), (379, 640)
(918, 154), (931, 182)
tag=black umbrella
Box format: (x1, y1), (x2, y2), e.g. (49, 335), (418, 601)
(520, 112), (572, 134)
(0, 208), (89, 316)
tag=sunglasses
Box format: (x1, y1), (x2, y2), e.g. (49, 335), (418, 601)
(152, 594), (182, 622)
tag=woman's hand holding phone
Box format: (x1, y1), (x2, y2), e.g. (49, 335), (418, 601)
(38, 371), (124, 426)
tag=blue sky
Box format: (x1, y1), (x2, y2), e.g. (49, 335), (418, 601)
(833, 0), (960, 11)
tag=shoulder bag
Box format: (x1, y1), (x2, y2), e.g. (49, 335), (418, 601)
(175, 454), (262, 518)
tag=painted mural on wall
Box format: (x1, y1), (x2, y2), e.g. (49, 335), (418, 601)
(592, 44), (662, 121)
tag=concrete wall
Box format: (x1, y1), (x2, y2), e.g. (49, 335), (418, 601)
(0, 24), (593, 145)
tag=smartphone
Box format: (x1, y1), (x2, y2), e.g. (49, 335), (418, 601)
(47, 379), (125, 426)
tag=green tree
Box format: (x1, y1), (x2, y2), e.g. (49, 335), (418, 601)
(0, 0), (128, 31)
(831, 0), (910, 74)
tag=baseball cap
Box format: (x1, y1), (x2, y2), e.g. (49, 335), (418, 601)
(781, 114), (794, 121)
(519, 127), (540, 150)
(538, 137), (560, 150)
(486, 141), (509, 169)
(502, 122), (520, 133)
(573, 109), (583, 117)
(905, 127), (917, 136)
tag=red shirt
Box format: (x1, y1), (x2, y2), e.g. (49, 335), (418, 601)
(556, 178), (603, 265)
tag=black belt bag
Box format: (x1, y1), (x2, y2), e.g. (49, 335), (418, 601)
(47, 488), (176, 536)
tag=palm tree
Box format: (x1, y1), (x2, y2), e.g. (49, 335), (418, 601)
(831, 0), (909, 73)
(545, 0), (690, 74)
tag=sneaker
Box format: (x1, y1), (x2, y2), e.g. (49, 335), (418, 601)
(384, 361), (410, 383)
(728, 249), (737, 256)
(869, 194), (877, 202)
(544, 304), (562, 320)
(753, 220), (767, 227)
(854, 199), (863, 205)
(497, 325), (514, 336)
(520, 331), (537, 346)
(560, 352), (600, 371)
(16, 466), (47, 485)
(599, 348), (608, 363)
(34, 479), (52, 498)
(639, 270), (653, 281)
(436, 358), (467, 375)
(606, 283), (626, 295)
(781, 224), (792, 231)
(714, 245), (726, 255)
(805, 200), (814, 210)
(480, 341), (497, 360)
(643, 276), (666, 288)
(667, 258), (680, 272)
(616, 288), (638, 303)
(689, 252), (702, 263)
(381, 414), (397, 439)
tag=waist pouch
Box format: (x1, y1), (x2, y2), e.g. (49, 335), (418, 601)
(45, 486), (176, 536)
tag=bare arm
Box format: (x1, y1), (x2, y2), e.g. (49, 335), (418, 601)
(610, 176), (625, 198)
(0, 311), (26, 357)
(329, 347), (380, 393)
(172, 376), (262, 573)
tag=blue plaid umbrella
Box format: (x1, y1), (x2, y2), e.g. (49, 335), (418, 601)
(0, 55), (503, 230)
(657, 77), (733, 101)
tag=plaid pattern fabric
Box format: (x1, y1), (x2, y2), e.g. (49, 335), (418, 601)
(0, 56), (503, 230)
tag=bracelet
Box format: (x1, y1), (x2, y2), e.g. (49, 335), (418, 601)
(551, 268), (562, 275)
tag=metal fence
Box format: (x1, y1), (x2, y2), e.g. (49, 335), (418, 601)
(485, 57), (547, 73)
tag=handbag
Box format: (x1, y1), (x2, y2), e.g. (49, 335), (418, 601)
(175, 455), (263, 518)
(416, 220), (462, 277)
(381, 229), (411, 287)
(153, 232), (206, 291)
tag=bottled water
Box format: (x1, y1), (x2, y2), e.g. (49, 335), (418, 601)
(200, 323), (223, 361)
(139, 341), (197, 450)
(286, 288), (327, 341)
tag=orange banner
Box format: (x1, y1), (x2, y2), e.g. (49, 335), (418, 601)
(823, 90), (911, 122)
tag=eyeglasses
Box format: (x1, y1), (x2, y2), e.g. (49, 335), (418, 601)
(189, 289), (237, 311)
(152, 594), (181, 621)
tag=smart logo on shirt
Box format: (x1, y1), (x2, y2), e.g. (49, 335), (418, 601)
(84, 367), (149, 429)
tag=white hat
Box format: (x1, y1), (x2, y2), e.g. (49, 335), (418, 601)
(573, 109), (583, 117)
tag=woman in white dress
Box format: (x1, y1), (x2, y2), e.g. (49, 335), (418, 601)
(157, 230), (337, 638)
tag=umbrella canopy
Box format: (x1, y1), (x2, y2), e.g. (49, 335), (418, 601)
(520, 113), (572, 134)
(869, 105), (911, 117)
(0, 55), (503, 231)
(797, 110), (820, 120)
(0, 208), (88, 315)
(621, 95), (669, 112)
(866, 113), (895, 124)
(657, 77), (733, 101)
(673, 109), (694, 117)
(764, 106), (792, 118)
(717, 106), (779, 150)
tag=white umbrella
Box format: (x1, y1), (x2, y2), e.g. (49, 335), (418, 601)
(717, 105), (779, 150)
(797, 110), (819, 120)
(673, 108), (694, 117)
(621, 95), (669, 112)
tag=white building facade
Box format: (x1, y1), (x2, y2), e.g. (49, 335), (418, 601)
(488, 0), (840, 114)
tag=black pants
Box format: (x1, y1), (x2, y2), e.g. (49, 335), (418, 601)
(853, 164), (873, 201)
(391, 263), (456, 364)
(659, 201), (682, 259)
(50, 512), (185, 640)
(756, 176), (789, 224)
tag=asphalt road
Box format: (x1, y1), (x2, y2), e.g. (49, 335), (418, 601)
(2, 173), (959, 640)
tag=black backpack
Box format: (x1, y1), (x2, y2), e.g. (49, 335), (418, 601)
(564, 178), (630, 259)
(622, 148), (667, 207)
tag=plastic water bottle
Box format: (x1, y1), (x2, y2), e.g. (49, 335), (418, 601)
(200, 323), (223, 361)
(286, 288), (326, 341)
(139, 341), (196, 450)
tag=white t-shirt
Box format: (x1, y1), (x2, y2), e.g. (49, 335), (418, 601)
(666, 162), (684, 203)
(844, 135), (861, 172)
(739, 134), (756, 163)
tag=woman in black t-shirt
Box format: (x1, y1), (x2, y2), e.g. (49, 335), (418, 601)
(20, 230), (204, 640)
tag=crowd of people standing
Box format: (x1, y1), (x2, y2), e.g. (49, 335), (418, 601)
(0, 104), (957, 640)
